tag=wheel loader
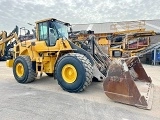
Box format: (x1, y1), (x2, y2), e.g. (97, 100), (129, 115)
(0, 26), (19, 60)
(6, 18), (153, 109)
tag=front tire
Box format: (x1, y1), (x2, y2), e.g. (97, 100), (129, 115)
(13, 56), (36, 83)
(55, 53), (93, 93)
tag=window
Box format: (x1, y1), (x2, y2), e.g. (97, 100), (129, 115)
(49, 24), (58, 46)
(54, 21), (68, 39)
(38, 22), (48, 41)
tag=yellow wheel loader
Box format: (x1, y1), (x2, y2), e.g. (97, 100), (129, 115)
(0, 26), (19, 60)
(6, 18), (153, 109)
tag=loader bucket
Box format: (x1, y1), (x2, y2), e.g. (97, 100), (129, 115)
(103, 56), (154, 109)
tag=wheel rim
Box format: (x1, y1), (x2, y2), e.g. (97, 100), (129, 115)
(16, 63), (24, 77)
(62, 64), (77, 83)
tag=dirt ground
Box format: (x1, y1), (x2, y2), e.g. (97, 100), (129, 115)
(0, 62), (160, 120)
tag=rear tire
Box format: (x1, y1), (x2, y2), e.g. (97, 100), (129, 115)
(13, 55), (36, 83)
(55, 53), (93, 93)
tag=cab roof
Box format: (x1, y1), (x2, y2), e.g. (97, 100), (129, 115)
(35, 18), (70, 26)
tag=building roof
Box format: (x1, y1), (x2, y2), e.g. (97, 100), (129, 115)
(72, 19), (160, 34)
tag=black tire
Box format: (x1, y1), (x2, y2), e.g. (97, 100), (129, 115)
(55, 53), (93, 93)
(13, 55), (36, 83)
(46, 73), (54, 77)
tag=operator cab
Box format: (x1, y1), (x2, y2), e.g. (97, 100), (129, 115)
(36, 18), (70, 46)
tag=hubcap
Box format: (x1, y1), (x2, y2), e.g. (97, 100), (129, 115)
(62, 64), (77, 83)
(16, 63), (24, 77)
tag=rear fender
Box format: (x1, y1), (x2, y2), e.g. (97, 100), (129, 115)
(20, 48), (39, 61)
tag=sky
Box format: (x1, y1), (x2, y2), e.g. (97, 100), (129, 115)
(0, 0), (159, 33)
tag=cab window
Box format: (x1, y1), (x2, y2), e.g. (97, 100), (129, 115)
(49, 22), (58, 46)
(38, 22), (48, 43)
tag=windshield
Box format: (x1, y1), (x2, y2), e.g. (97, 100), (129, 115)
(53, 21), (68, 39)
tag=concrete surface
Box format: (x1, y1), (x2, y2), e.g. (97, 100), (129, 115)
(0, 62), (160, 120)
